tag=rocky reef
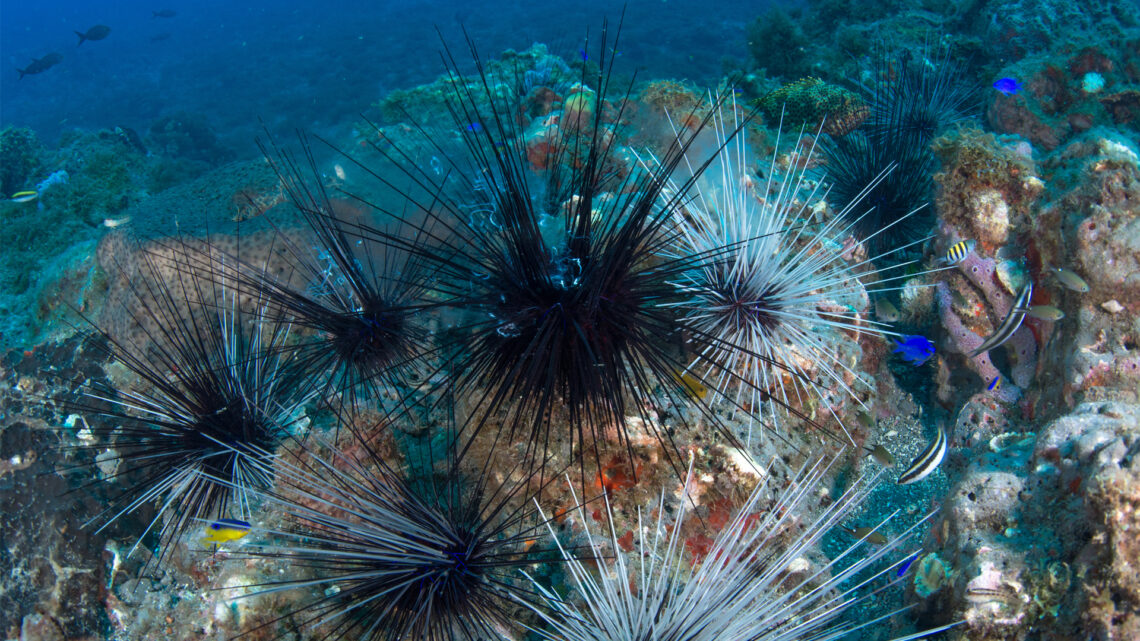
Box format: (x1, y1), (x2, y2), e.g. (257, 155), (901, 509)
(3, 5), (1140, 641)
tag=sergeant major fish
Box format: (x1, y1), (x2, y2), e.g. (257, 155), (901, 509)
(942, 239), (975, 265)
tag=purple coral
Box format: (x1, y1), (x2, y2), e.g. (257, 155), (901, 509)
(936, 248), (1038, 401)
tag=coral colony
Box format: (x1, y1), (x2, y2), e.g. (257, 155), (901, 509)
(6, 2), (1140, 641)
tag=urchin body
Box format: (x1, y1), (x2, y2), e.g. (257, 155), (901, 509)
(66, 244), (315, 561)
(654, 110), (909, 441)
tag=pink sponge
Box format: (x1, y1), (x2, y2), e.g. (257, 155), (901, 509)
(938, 250), (1038, 399)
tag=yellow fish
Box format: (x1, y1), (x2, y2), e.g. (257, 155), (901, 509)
(9, 190), (37, 203)
(673, 369), (708, 400)
(943, 239), (975, 265)
(202, 518), (251, 545)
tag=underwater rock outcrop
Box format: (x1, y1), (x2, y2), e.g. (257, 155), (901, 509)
(912, 401), (1140, 640)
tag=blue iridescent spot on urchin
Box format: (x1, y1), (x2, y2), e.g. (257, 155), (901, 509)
(893, 335), (935, 366)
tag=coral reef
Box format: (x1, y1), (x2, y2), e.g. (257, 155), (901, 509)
(5, 9), (1140, 640)
(147, 112), (232, 164)
(745, 8), (812, 79)
(1039, 133), (1140, 405)
(756, 77), (868, 135)
(0, 126), (44, 196)
(932, 128), (1042, 250)
(930, 129), (1045, 405)
(916, 401), (1140, 640)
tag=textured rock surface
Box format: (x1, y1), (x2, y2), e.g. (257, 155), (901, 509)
(1, 339), (112, 639)
(917, 401), (1140, 640)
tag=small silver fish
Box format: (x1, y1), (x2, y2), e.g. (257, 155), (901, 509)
(875, 298), (900, 323)
(943, 239), (975, 265)
(1027, 305), (1064, 321)
(867, 444), (896, 466)
(898, 427), (947, 485)
(842, 525), (888, 545)
(950, 289), (970, 309)
(968, 283), (1033, 357)
(1050, 267), (1089, 293)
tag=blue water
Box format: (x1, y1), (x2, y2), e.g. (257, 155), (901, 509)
(2, 0), (770, 155)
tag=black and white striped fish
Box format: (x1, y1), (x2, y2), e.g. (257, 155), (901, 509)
(897, 427), (948, 485)
(968, 282), (1033, 357)
(943, 239), (975, 265)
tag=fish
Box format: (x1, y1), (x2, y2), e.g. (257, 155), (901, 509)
(152, 9), (177, 18)
(115, 126), (148, 155)
(578, 49), (589, 62)
(942, 239), (976, 265)
(898, 427), (948, 485)
(968, 282), (1033, 357)
(1027, 305), (1065, 321)
(9, 190), (38, 203)
(466, 122), (483, 133)
(75, 25), (112, 46)
(875, 298), (900, 323)
(673, 369), (708, 400)
(950, 289), (970, 309)
(867, 444), (896, 466)
(17, 52), (63, 79)
(993, 77), (1021, 96)
(1050, 267), (1089, 293)
(202, 518), (251, 545)
(893, 335), (935, 366)
(842, 525), (888, 545)
(897, 551), (921, 577)
(987, 375), (1002, 391)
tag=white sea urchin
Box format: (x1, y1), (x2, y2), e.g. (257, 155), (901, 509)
(643, 102), (928, 444)
(522, 457), (957, 641)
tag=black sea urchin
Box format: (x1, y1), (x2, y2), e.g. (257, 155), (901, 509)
(864, 45), (977, 151)
(219, 425), (554, 641)
(823, 127), (934, 256)
(323, 22), (762, 481)
(826, 46), (975, 254)
(62, 242), (316, 564)
(238, 134), (436, 419)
